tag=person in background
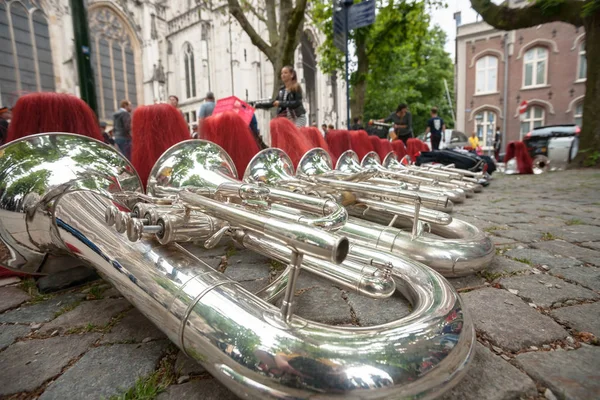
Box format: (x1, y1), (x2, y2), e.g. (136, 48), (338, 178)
(380, 103), (412, 145)
(351, 117), (364, 131)
(321, 123), (328, 137)
(169, 95), (186, 119)
(493, 126), (502, 161)
(99, 121), (115, 146)
(424, 107), (445, 150)
(468, 131), (480, 150)
(0, 106), (11, 145)
(113, 99), (133, 160)
(328, 124), (335, 130)
(255, 65), (307, 128)
(197, 92), (216, 121)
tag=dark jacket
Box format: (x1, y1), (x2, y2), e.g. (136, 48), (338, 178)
(256, 86), (306, 118)
(112, 109), (131, 139)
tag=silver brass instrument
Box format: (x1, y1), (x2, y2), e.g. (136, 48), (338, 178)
(336, 150), (467, 204)
(0, 134), (474, 399)
(244, 148), (495, 276)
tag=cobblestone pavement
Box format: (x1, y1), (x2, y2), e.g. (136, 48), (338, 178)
(1, 170), (599, 400)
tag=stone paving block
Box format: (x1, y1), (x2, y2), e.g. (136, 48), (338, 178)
(515, 345), (600, 400)
(157, 379), (239, 400)
(498, 274), (598, 308)
(40, 298), (131, 334)
(289, 286), (352, 325)
(39, 340), (169, 400)
(461, 288), (567, 352)
(345, 290), (411, 326)
(0, 286), (31, 312)
(101, 308), (166, 344)
(531, 240), (600, 266)
(175, 351), (206, 376)
(0, 293), (86, 324)
(236, 277), (271, 294)
(0, 334), (100, 396)
(37, 265), (100, 293)
(227, 248), (272, 266)
(440, 343), (537, 400)
(448, 275), (487, 290)
(493, 229), (542, 243)
(224, 261), (271, 282)
(103, 287), (122, 298)
(504, 248), (582, 269)
(549, 265), (600, 292)
(552, 225), (600, 243)
(0, 324), (31, 350)
(490, 235), (521, 246)
(551, 302), (600, 337)
(485, 256), (533, 275)
(580, 241), (600, 251)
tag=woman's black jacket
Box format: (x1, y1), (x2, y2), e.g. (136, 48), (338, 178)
(255, 86), (306, 117)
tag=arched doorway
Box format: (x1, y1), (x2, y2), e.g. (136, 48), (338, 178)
(88, 6), (141, 121)
(301, 31), (317, 125)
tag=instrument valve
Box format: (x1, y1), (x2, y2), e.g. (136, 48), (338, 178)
(370, 260), (394, 280)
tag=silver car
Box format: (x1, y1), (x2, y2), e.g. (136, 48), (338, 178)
(418, 130), (469, 151)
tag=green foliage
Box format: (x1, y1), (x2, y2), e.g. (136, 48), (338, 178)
(565, 218), (583, 226)
(311, 1), (454, 128)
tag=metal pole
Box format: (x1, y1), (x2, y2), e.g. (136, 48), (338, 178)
(502, 33), (509, 155)
(344, 3), (351, 129)
(70, 0), (98, 116)
(443, 79), (455, 122)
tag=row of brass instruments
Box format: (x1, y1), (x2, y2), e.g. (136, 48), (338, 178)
(0, 133), (494, 399)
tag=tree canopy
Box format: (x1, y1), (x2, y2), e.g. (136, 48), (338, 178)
(311, 1), (454, 130)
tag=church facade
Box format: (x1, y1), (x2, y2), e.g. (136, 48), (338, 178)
(0, 0), (347, 140)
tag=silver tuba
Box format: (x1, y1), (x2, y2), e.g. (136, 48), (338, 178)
(244, 148), (495, 276)
(0, 134), (474, 400)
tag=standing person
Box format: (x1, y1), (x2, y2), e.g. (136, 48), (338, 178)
(197, 92), (216, 121)
(424, 107), (445, 150)
(255, 65), (307, 128)
(321, 123), (328, 137)
(351, 117), (364, 131)
(99, 121), (115, 146)
(380, 104), (413, 145)
(493, 126), (502, 160)
(0, 106), (11, 145)
(169, 95), (186, 119)
(113, 99), (132, 160)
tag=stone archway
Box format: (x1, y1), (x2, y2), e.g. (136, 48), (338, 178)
(301, 30), (318, 125)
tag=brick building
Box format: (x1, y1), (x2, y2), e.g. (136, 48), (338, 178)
(455, 8), (586, 151)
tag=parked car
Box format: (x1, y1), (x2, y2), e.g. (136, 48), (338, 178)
(418, 130), (470, 151)
(522, 124), (580, 173)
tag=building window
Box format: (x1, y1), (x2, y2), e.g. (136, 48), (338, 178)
(474, 110), (496, 149)
(523, 47), (548, 87)
(475, 56), (498, 94)
(578, 41), (586, 80)
(574, 102), (583, 127)
(0, 2), (56, 107)
(183, 43), (196, 99)
(520, 106), (545, 137)
(89, 7), (139, 121)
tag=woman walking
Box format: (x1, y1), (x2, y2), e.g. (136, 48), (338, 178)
(255, 65), (307, 128)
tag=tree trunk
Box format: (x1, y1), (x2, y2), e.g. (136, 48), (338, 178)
(351, 34), (368, 119)
(573, 13), (600, 167)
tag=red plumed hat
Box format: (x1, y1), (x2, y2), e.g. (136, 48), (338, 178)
(300, 127), (336, 161)
(349, 130), (374, 160)
(200, 112), (260, 177)
(6, 92), (104, 143)
(391, 140), (407, 159)
(326, 130), (352, 162)
(270, 118), (313, 168)
(505, 141), (533, 174)
(131, 104), (191, 189)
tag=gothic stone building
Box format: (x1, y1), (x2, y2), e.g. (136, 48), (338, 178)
(455, 14), (586, 150)
(0, 0), (347, 141)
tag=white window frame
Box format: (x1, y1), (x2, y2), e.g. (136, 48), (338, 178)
(183, 43), (197, 100)
(475, 56), (498, 94)
(523, 47), (548, 88)
(473, 111), (496, 149)
(577, 41), (586, 81)
(520, 106), (545, 138)
(574, 103), (583, 127)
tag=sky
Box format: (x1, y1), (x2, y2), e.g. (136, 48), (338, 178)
(429, 0), (481, 61)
